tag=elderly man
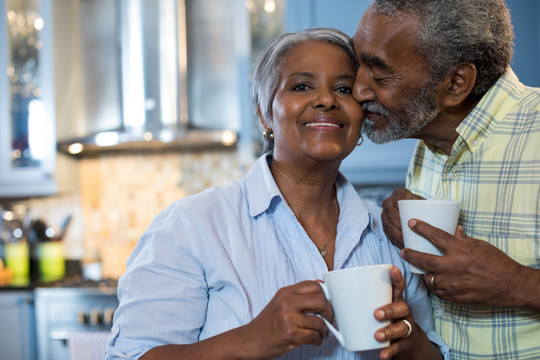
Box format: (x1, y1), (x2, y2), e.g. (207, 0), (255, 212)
(352, 0), (540, 359)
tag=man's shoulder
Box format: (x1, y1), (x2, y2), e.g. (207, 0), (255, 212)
(497, 69), (540, 113)
(519, 85), (540, 112)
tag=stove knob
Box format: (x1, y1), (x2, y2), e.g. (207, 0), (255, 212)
(90, 308), (103, 325)
(77, 310), (89, 324)
(103, 307), (116, 325)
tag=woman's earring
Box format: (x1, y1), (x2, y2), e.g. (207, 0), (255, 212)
(356, 135), (364, 147)
(263, 128), (274, 141)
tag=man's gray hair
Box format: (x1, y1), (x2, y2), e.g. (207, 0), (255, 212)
(369, 0), (514, 96)
(250, 28), (357, 152)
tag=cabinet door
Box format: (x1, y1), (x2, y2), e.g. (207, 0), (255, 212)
(0, 291), (37, 360)
(0, 0), (56, 197)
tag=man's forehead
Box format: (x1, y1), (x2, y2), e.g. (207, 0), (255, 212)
(353, 11), (420, 60)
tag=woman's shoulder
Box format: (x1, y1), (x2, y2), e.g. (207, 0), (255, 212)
(176, 177), (247, 209)
(146, 177), (248, 231)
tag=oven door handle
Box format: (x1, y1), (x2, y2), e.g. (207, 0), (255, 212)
(49, 330), (71, 341)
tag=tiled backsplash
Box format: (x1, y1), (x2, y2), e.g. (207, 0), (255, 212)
(23, 149), (247, 261)
(16, 148), (396, 270)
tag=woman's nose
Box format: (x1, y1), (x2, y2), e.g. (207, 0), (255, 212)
(313, 88), (339, 109)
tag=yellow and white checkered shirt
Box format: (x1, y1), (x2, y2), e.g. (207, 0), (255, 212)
(406, 69), (540, 360)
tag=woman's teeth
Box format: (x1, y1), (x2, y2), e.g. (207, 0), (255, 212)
(305, 122), (341, 128)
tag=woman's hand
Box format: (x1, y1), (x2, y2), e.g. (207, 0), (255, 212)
(374, 266), (442, 360)
(239, 280), (334, 359)
(141, 281), (333, 360)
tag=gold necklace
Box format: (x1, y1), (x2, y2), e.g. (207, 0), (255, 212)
(319, 187), (340, 257)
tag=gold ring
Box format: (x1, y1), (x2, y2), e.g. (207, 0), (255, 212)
(402, 319), (413, 338)
(430, 273), (437, 289)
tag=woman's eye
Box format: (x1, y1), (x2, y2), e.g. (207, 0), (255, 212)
(291, 83), (309, 91)
(336, 86), (352, 94)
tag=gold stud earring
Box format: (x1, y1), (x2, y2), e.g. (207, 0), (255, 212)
(263, 128), (274, 141)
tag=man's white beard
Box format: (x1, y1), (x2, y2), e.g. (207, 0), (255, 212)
(361, 87), (439, 144)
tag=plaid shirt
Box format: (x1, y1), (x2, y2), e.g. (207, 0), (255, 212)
(406, 69), (540, 359)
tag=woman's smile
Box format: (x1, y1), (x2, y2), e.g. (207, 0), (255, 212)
(269, 41), (364, 165)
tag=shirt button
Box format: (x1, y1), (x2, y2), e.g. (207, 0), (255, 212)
(473, 140), (479, 147)
(447, 171), (456, 181)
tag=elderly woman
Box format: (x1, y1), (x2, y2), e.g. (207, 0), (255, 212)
(105, 28), (448, 360)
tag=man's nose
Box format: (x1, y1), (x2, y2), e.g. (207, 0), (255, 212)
(353, 69), (376, 103)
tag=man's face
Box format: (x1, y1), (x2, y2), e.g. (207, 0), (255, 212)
(352, 10), (440, 143)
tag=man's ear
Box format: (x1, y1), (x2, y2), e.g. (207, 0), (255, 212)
(441, 63), (477, 107)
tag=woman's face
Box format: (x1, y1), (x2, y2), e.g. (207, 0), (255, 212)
(268, 41), (364, 166)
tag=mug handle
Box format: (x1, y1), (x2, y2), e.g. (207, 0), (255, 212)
(317, 282), (346, 347)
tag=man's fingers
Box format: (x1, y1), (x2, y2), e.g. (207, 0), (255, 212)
(400, 248), (443, 274)
(407, 218), (454, 251)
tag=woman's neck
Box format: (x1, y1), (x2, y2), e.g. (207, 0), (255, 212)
(269, 157), (341, 270)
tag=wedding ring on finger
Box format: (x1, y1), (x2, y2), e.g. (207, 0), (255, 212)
(430, 273), (437, 289)
(401, 319), (413, 338)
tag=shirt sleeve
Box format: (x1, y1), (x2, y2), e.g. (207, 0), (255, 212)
(367, 201), (451, 359)
(105, 203), (209, 359)
(404, 270), (451, 360)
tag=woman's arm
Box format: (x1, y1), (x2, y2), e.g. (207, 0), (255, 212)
(142, 281), (334, 360)
(140, 326), (260, 360)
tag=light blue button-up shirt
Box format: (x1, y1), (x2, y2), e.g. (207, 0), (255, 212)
(106, 154), (450, 360)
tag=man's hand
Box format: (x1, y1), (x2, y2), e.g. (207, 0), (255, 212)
(401, 219), (540, 311)
(381, 188), (424, 248)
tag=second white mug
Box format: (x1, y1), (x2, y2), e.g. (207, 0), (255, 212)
(318, 264), (393, 352)
(398, 199), (460, 273)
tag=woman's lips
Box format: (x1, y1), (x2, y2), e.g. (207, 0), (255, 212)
(304, 122), (343, 128)
(303, 116), (345, 129)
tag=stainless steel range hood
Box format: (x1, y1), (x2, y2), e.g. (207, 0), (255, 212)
(57, 127), (238, 156)
(57, 0), (241, 156)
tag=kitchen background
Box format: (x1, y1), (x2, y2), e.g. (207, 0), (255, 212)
(0, 0), (539, 359)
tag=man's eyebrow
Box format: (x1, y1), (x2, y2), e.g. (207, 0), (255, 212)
(361, 54), (391, 71)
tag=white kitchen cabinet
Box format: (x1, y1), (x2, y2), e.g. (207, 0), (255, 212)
(0, 290), (37, 360)
(0, 0), (57, 198)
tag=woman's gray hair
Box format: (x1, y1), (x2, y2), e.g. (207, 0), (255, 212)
(369, 0), (514, 96)
(250, 28), (357, 152)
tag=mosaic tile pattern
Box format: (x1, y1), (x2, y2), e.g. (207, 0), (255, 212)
(21, 149), (246, 261)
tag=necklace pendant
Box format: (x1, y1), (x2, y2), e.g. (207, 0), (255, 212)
(320, 249), (327, 257)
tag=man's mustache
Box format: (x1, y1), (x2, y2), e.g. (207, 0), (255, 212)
(361, 101), (389, 117)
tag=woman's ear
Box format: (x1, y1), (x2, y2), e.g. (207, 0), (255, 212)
(257, 105), (270, 129)
(441, 63), (477, 107)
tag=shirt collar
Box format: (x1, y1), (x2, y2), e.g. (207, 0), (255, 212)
(453, 68), (523, 154)
(246, 153), (283, 218)
(245, 153), (377, 236)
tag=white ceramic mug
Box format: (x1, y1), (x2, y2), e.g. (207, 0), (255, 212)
(398, 199), (460, 274)
(318, 264), (392, 352)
